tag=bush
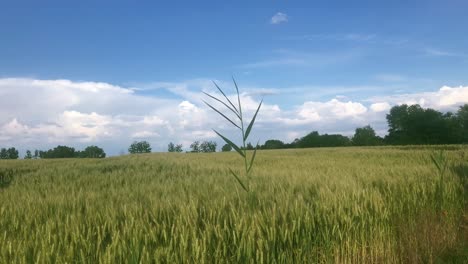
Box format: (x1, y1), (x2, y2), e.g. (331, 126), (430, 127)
(221, 144), (232, 152)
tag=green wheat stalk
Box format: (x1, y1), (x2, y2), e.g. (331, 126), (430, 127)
(430, 150), (449, 212)
(203, 78), (262, 192)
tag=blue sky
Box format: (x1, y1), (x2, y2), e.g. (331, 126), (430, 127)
(1, 1), (468, 155)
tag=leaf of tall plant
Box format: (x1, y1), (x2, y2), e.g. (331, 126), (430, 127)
(213, 130), (245, 158)
(244, 100), (263, 141)
(247, 142), (259, 174)
(203, 101), (241, 130)
(203, 92), (241, 120)
(229, 168), (249, 192)
(205, 79), (262, 192)
(212, 81), (239, 114)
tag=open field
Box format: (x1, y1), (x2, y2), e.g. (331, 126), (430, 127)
(0, 146), (467, 263)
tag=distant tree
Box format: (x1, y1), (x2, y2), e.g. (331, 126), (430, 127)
(321, 134), (351, 147)
(458, 104), (468, 143)
(8, 148), (19, 159)
(0, 148), (18, 159)
(128, 141), (152, 154)
(168, 142), (175, 152)
(385, 104), (463, 145)
(200, 141), (217, 153)
(262, 139), (285, 149)
(54, 145), (75, 158)
(174, 144), (183, 153)
(80, 146), (106, 158)
(444, 111), (464, 144)
(285, 138), (300, 149)
(39, 145), (76, 159)
(9, 148), (18, 159)
(246, 142), (254, 150)
(190, 141), (200, 153)
(168, 142), (183, 152)
(0, 148), (7, 159)
(221, 144), (232, 152)
(35, 145), (105, 159)
(352, 125), (383, 146)
(24, 150), (33, 159)
(295, 131), (350, 148)
(296, 131), (320, 148)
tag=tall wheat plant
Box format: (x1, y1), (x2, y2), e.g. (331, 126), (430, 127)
(203, 78), (262, 192)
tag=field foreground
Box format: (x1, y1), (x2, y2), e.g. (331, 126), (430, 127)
(0, 146), (467, 263)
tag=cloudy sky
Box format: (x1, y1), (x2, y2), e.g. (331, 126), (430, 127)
(1, 1), (468, 155)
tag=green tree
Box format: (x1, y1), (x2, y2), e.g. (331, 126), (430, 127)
(0, 148), (18, 159)
(262, 139), (285, 149)
(443, 112), (464, 144)
(80, 146), (106, 158)
(189, 141), (200, 153)
(295, 132), (350, 148)
(457, 104), (468, 143)
(0, 148), (7, 159)
(39, 146), (76, 159)
(385, 104), (410, 144)
(128, 141), (152, 154)
(352, 125), (382, 146)
(385, 104), (463, 145)
(4, 148), (19, 159)
(33, 150), (39, 159)
(221, 144), (232, 152)
(200, 141), (217, 153)
(168, 142), (176, 152)
(174, 144), (183, 153)
(24, 150), (33, 159)
(168, 142), (183, 153)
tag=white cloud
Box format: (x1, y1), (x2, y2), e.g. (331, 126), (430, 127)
(272, 99), (368, 128)
(1, 78), (468, 155)
(298, 99), (367, 121)
(131, 131), (160, 139)
(270, 12), (288, 24)
(287, 33), (376, 42)
(425, 48), (458, 57)
(240, 49), (361, 69)
(368, 85), (468, 111)
(370, 102), (391, 112)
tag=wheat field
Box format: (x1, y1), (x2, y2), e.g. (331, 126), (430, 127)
(0, 146), (467, 263)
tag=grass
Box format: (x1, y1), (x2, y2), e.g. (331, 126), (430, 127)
(0, 146), (467, 263)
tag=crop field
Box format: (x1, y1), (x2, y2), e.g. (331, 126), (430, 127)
(0, 146), (467, 263)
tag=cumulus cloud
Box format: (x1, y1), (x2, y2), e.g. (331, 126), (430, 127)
(275, 99), (368, 128)
(0, 78), (187, 153)
(370, 102), (391, 112)
(368, 85), (468, 111)
(0, 78), (281, 154)
(131, 131), (160, 139)
(270, 12), (288, 24)
(1, 78), (468, 155)
(424, 48), (461, 57)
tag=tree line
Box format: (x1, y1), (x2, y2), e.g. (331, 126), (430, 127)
(0, 145), (106, 160)
(136, 104), (468, 152)
(256, 104), (468, 150)
(2, 103), (467, 159)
